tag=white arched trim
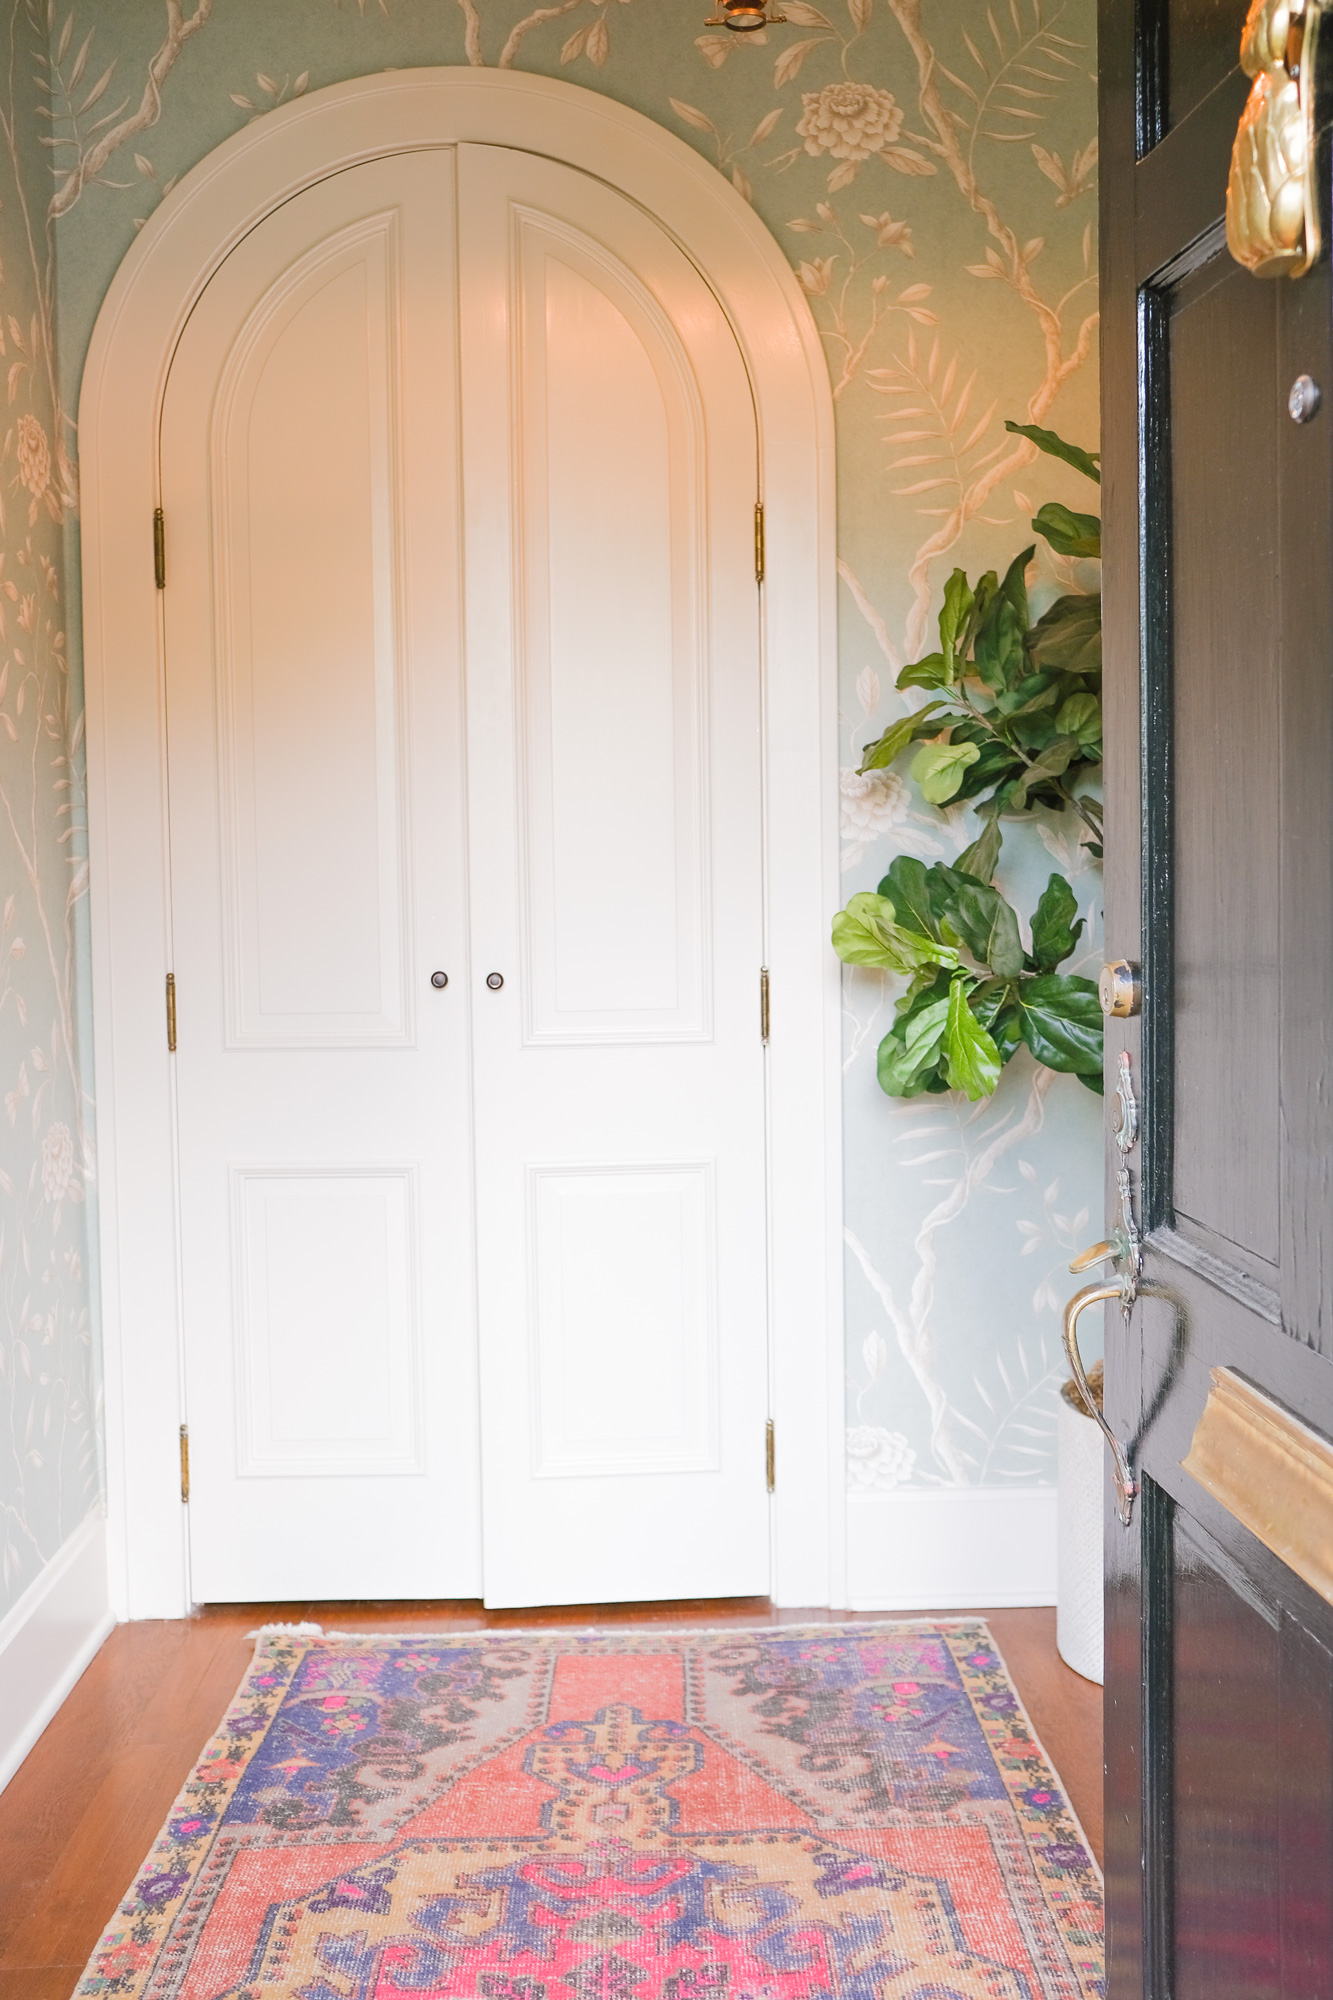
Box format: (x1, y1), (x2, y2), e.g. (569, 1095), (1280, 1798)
(81, 68), (843, 1617)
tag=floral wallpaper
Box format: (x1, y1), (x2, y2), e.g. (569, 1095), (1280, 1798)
(0, 0), (1101, 1619)
(0, 0), (98, 1622)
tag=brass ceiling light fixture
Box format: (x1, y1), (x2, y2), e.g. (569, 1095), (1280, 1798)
(702, 0), (786, 30)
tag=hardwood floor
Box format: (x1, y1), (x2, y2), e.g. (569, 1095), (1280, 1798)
(0, 1600), (1102, 2000)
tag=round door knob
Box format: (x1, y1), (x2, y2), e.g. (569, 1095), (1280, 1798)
(486, 972), (504, 991)
(1099, 959), (1142, 1019)
(430, 970), (449, 990)
(1289, 373), (1322, 423)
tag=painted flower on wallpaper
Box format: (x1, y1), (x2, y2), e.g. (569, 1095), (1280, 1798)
(845, 1424), (916, 1491)
(840, 765), (906, 835)
(796, 82), (903, 163)
(41, 1120), (73, 1203)
(840, 765), (907, 868)
(16, 414), (49, 500)
(15, 410), (61, 522)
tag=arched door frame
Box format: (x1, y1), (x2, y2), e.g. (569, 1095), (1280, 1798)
(81, 68), (843, 1618)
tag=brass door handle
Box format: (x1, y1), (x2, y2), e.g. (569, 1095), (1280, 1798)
(1064, 1280), (1139, 1526)
(1069, 1237), (1118, 1274)
(1227, 0), (1326, 278)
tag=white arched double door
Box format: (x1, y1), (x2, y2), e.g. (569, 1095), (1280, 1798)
(161, 145), (770, 1608)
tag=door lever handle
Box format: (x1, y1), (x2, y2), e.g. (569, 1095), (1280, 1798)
(1069, 1237), (1117, 1274)
(1063, 1279), (1139, 1526)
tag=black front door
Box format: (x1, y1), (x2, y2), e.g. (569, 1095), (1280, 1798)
(1101, 3), (1333, 1995)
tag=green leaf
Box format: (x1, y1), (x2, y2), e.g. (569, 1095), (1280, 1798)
(956, 812), (1002, 884)
(894, 963), (949, 1019)
(903, 992), (952, 1067)
(1023, 735), (1080, 782)
(938, 568), (975, 680)
(912, 739), (981, 803)
(1004, 419), (1101, 484)
(1015, 973), (1103, 1073)
(998, 543), (1032, 628)
(876, 992), (950, 1096)
(1026, 593), (1102, 676)
(1002, 680), (1063, 722)
(897, 650), (949, 690)
(859, 703), (944, 771)
(877, 855), (940, 939)
(964, 570), (999, 655)
(1029, 873), (1085, 971)
(970, 978), (1023, 1062)
(1031, 501), (1101, 559)
(943, 975), (1002, 1098)
(877, 1034), (941, 1096)
(1077, 1068), (1105, 1094)
(1054, 691), (1102, 751)
(947, 738), (1026, 804)
(831, 892), (959, 973)
(930, 864), (1025, 978)
(972, 592), (1027, 692)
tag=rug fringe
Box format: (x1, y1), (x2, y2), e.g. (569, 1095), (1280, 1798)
(247, 1621), (326, 1637)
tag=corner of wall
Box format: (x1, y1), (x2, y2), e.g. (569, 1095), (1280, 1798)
(0, 1510), (115, 1794)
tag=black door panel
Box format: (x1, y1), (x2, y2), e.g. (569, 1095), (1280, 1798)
(1101, 0), (1333, 1992)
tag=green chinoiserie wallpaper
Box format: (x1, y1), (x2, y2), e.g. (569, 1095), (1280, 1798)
(0, 0), (1100, 1614)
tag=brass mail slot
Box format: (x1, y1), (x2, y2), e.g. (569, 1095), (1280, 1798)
(1183, 1367), (1333, 1607)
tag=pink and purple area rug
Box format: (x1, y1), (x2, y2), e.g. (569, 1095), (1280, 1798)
(74, 1620), (1103, 2000)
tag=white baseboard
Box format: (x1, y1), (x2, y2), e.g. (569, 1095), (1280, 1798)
(0, 1511), (115, 1793)
(846, 1485), (1057, 1610)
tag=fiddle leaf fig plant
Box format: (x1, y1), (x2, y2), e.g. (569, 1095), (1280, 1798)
(838, 857), (1102, 1102)
(858, 421), (1103, 869)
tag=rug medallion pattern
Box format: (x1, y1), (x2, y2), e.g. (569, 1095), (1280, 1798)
(74, 1623), (1103, 2000)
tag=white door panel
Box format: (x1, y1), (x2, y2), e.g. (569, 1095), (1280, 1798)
(165, 144), (769, 1607)
(214, 214), (410, 1047)
(163, 153), (481, 1599)
(459, 146), (769, 1607)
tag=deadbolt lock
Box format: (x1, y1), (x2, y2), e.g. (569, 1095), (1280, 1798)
(1099, 959), (1142, 1019)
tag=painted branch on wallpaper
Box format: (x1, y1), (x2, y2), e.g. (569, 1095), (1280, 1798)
(45, 0), (213, 221)
(845, 1052), (1054, 1484)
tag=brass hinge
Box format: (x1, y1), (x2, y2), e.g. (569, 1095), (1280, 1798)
(754, 501), (765, 585)
(765, 1417), (775, 1493)
(760, 966), (770, 1045)
(154, 507), (166, 590)
(179, 1423), (190, 1504)
(165, 971), (177, 1052)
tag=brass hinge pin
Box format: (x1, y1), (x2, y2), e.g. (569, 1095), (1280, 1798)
(154, 508), (166, 590)
(760, 966), (770, 1045)
(166, 971), (177, 1052)
(765, 1417), (775, 1493)
(179, 1423), (190, 1504)
(754, 501), (765, 585)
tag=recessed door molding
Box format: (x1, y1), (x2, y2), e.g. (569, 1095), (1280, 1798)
(80, 68), (842, 1618)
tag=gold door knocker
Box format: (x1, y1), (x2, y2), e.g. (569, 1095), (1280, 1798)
(1227, 0), (1327, 276)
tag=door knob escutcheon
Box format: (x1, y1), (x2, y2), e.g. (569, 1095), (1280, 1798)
(1099, 960), (1141, 1018)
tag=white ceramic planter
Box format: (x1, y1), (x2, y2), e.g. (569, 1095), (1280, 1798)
(1056, 1385), (1104, 1684)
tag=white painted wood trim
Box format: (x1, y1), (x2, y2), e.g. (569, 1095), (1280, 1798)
(80, 69), (842, 1617)
(0, 1512), (115, 1793)
(846, 1489), (1058, 1611)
